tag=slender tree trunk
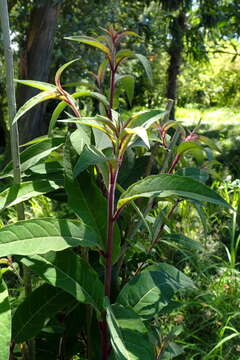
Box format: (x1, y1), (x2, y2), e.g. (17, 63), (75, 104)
(17, 0), (61, 144)
(166, 12), (186, 120)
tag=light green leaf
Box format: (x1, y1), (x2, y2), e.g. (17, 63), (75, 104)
(13, 284), (75, 342)
(58, 118), (111, 136)
(176, 141), (203, 155)
(129, 109), (165, 129)
(13, 90), (60, 124)
(15, 79), (56, 91)
(21, 250), (104, 313)
(0, 137), (64, 179)
(106, 302), (155, 360)
(0, 277), (11, 360)
(73, 145), (112, 177)
(117, 174), (230, 209)
(0, 218), (100, 256)
(117, 263), (194, 320)
(70, 127), (91, 155)
(125, 127), (150, 148)
(0, 179), (63, 211)
(116, 49), (135, 64)
(135, 53), (153, 85)
(65, 35), (110, 56)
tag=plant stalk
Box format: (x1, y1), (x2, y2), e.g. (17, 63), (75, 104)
(0, 2), (34, 359)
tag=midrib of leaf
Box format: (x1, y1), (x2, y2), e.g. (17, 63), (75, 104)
(26, 255), (100, 311)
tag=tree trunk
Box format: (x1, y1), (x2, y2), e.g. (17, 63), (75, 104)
(17, 1), (61, 145)
(166, 12), (186, 120)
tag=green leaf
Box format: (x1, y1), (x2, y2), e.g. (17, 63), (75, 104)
(0, 137), (64, 178)
(13, 284), (75, 342)
(64, 143), (120, 263)
(176, 141), (203, 155)
(106, 302), (155, 360)
(21, 250), (104, 313)
(70, 127), (91, 155)
(116, 49), (135, 64)
(176, 167), (209, 183)
(0, 179), (63, 211)
(73, 145), (112, 177)
(58, 118), (111, 136)
(135, 53), (153, 86)
(125, 127), (150, 149)
(65, 36), (110, 56)
(129, 109), (165, 129)
(13, 90), (60, 124)
(15, 79), (57, 91)
(162, 234), (204, 251)
(117, 174), (230, 209)
(55, 58), (81, 86)
(115, 75), (135, 105)
(117, 263), (194, 320)
(25, 161), (63, 177)
(0, 218), (100, 257)
(0, 277), (11, 360)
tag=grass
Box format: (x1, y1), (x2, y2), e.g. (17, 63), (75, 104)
(176, 106), (240, 128)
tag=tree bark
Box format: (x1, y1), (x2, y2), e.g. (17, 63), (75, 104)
(166, 11), (186, 120)
(17, 1), (61, 144)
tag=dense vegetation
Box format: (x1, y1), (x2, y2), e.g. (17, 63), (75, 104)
(0, 1), (240, 359)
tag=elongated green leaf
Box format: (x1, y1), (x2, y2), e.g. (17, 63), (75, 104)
(21, 250), (104, 313)
(0, 218), (100, 256)
(115, 75), (135, 105)
(106, 303), (155, 360)
(73, 145), (111, 177)
(13, 284), (75, 342)
(129, 109), (165, 129)
(117, 174), (230, 209)
(0, 277), (11, 360)
(135, 53), (153, 85)
(116, 49), (135, 63)
(65, 36), (110, 56)
(15, 79), (56, 91)
(0, 137), (64, 178)
(55, 58), (81, 86)
(117, 263), (194, 320)
(64, 143), (120, 262)
(0, 179), (62, 211)
(163, 234), (204, 251)
(25, 161), (63, 177)
(13, 90), (60, 124)
(176, 141), (203, 155)
(58, 118), (110, 136)
(176, 167), (209, 183)
(48, 91), (109, 135)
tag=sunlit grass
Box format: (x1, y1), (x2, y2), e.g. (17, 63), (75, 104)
(176, 106), (240, 128)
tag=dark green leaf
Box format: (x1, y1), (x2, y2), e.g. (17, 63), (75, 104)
(0, 218), (100, 256)
(0, 137), (64, 178)
(21, 250), (104, 313)
(13, 284), (75, 342)
(117, 263), (194, 320)
(0, 277), (11, 360)
(73, 145), (111, 177)
(117, 174), (230, 209)
(0, 179), (63, 211)
(176, 168), (209, 183)
(106, 303), (155, 360)
(135, 53), (153, 85)
(115, 75), (135, 105)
